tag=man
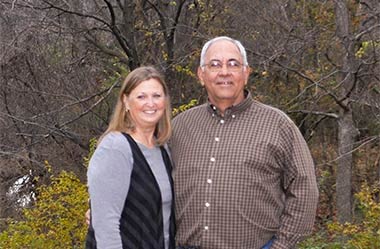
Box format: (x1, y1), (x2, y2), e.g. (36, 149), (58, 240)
(170, 36), (319, 249)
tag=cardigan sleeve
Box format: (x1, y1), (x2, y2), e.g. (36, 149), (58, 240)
(87, 132), (133, 249)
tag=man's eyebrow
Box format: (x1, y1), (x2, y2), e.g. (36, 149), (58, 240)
(209, 58), (239, 62)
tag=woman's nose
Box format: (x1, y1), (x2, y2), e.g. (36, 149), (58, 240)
(146, 97), (155, 106)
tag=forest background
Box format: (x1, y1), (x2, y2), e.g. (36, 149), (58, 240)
(0, 0), (379, 248)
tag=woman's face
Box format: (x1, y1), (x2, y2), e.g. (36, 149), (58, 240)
(123, 78), (166, 130)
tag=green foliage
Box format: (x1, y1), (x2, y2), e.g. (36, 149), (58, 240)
(299, 183), (380, 249)
(83, 137), (98, 168)
(103, 59), (130, 88)
(355, 41), (380, 58)
(174, 64), (196, 78)
(172, 99), (198, 117)
(298, 230), (344, 249)
(0, 162), (89, 248)
(328, 183), (380, 248)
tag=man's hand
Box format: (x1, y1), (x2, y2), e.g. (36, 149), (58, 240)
(85, 209), (91, 225)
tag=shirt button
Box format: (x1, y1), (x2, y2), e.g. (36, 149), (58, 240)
(232, 114), (236, 118)
(205, 202), (210, 207)
(220, 119), (225, 124)
(215, 137), (220, 142)
(204, 226), (209, 230)
(207, 179), (212, 184)
(210, 157), (215, 162)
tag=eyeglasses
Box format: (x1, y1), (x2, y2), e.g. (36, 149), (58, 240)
(203, 60), (244, 72)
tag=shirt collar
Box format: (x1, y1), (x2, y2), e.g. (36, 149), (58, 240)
(206, 90), (253, 118)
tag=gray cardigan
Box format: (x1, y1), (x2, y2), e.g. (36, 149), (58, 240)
(87, 132), (172, 248)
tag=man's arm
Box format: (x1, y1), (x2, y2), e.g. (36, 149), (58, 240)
(85, 209), (91, 225)
(271, 119), (319, 249)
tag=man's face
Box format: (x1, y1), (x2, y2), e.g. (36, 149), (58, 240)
(197, 40), (250, 109)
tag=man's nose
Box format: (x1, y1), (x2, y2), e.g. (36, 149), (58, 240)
(219, 65), (230, 74)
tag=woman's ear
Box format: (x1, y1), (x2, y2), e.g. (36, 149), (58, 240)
(122, 94), (130, 111)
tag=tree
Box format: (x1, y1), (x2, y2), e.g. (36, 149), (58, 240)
(334, 0), (358, 223)
(0, 0), (118, 219)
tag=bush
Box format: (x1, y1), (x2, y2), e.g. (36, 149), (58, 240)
(299, 183), (380, 249)
(0, 165), (88, 248)
(328, 183), (380, 249)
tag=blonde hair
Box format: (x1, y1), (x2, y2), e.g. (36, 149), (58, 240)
(101, 66), (172, 145)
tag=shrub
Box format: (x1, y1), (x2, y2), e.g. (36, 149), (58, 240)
(0, 164), (89, 248)
(299, 183), (380, 248)
(328, 183), (380, 249)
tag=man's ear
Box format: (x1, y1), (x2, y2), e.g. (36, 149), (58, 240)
(197, 67), (205, 86)
(244, 66), (252, 85)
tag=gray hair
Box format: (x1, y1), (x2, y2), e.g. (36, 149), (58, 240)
(199, 36), (249, 68)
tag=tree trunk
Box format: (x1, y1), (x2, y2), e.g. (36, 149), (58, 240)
(334, 0), (359, 223)
(337, 111), (355, 223)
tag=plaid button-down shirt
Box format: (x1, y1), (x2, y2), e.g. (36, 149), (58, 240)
(170, 91), (319, 249)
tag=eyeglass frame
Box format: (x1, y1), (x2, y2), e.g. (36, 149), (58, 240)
(201, 59), (247, 72)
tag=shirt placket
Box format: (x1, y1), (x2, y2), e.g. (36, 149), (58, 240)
(202, 112), (225, 246)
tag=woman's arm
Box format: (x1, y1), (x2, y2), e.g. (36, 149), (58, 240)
(87, 133), (133, 248)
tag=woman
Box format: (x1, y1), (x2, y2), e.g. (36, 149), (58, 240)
(86, 66), (175, 249)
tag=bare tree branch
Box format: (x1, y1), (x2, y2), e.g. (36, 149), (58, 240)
(287, 109), (339, 119)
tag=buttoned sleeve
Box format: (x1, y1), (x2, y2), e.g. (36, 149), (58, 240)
(271, 117), (319, 249)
